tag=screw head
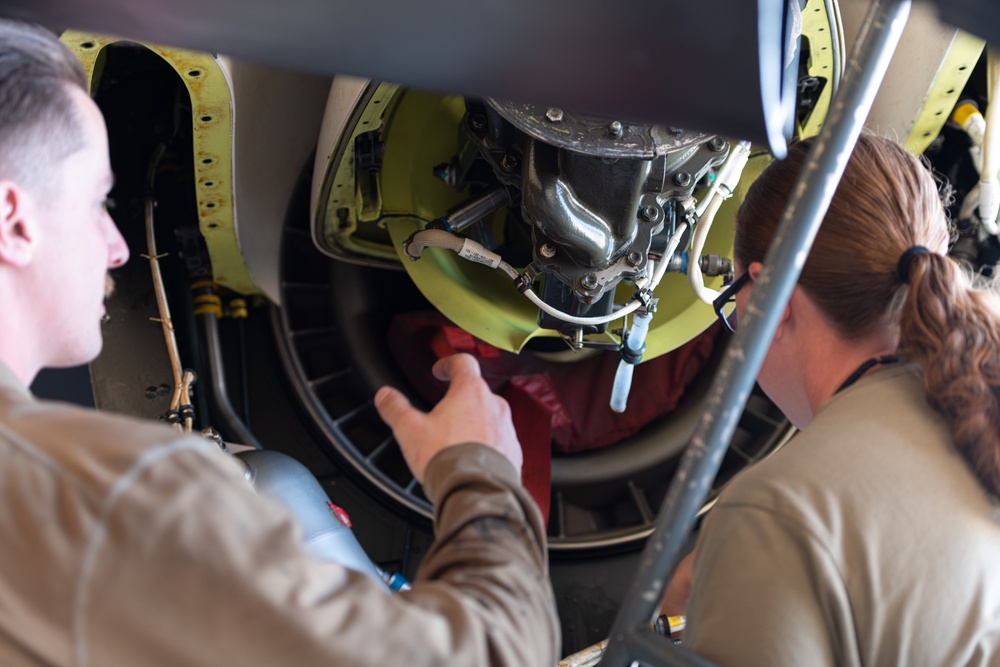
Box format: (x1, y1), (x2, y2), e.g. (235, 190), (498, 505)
(540, 243), (557, 258)
(627, 250), (644, 266)
(581, 273), (599, 289)
(607, 120), (623, 138)
(469, 113), (488, 132)
(500, 152), (520, 172)
(545, 107), (564, 122)
(673, 171), (692, 187)
(641, 204), (660, 222)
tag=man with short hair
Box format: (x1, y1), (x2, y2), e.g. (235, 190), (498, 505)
(0, 18), (558, 666)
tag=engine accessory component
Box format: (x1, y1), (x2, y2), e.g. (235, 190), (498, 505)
(468, 101), (729, 307)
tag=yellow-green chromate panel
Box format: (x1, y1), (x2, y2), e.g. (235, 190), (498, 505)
(904, 31), (985, 155)
(62, 32), (259, 296)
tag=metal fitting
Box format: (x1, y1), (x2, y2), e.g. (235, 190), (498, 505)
(580, 273), (599, 290)
(545, 107), (564, 122)
(539, 243), (557, 258)
(627, 250), (644, 266)
(708, 136), (727, 152)
(673, 171), (692, 187)
(606, 120), (623, 138)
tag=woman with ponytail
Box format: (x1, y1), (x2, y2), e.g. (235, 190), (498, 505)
(680, 134), (1000, 666)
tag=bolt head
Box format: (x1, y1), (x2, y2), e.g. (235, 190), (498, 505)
(641, 204), (660, 222)
(581, 273), (599, 289)
(673, 171), (692, 187)
(709, 136), (727, 152)
(545, 107), (564, 122)
(607, 120), (623, 138)
(540, 243), (557, 258)
(627, 250), (643, 266)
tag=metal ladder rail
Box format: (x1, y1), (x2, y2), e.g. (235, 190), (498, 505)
(599, 0), (912, 664)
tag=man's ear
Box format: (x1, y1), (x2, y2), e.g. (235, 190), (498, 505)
(0, 181), (37, 267)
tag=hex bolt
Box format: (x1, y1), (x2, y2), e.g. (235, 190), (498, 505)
(607, 120), (623, 138)
(627, 250), (644, 266)
(581, 273), (599, 290)
(673, 171), (692, 187)
(540, 243), (557, 258)
(545, 108), (564, 122)
(500, 152), (520, 172)
(709, 136), (727, 152)
(641, 204), (660, 221)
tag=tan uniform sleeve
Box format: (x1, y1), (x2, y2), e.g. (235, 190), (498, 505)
(683, 503), (856, 667)
(79, 442), (559, 667)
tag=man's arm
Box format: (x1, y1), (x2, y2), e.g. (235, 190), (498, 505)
(81, 353), (558, 666)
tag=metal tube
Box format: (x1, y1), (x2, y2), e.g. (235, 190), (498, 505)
(445, 185), (509, 233)
(199, 312), (264, 450)
(600, 1), (911, 665)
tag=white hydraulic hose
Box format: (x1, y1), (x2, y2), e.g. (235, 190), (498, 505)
(609, 310), (652, 413)
(977, 50), (1000, 236)
(689, 140), (752, 303)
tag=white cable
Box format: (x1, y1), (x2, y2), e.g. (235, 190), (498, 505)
(688, 140), (751, 303)
(688, 194), (726, 303)
(696, 141), (752, 217)
(404, 229), (640, 326)
(522, 288), (643, 326)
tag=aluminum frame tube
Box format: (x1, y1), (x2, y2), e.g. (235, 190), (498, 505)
(599, 0), (911, 664)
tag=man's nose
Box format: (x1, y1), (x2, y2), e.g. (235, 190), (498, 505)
(106, 219), (129, 268)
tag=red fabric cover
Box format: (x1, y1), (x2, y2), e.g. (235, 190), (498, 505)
(388, 311), (718, 520)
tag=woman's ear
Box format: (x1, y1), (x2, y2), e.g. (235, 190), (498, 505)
(0, 182), (37, 268)
(746, 262), (793, 340)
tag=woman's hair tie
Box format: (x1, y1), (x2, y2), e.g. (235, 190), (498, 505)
(897, 245), (930, 284)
